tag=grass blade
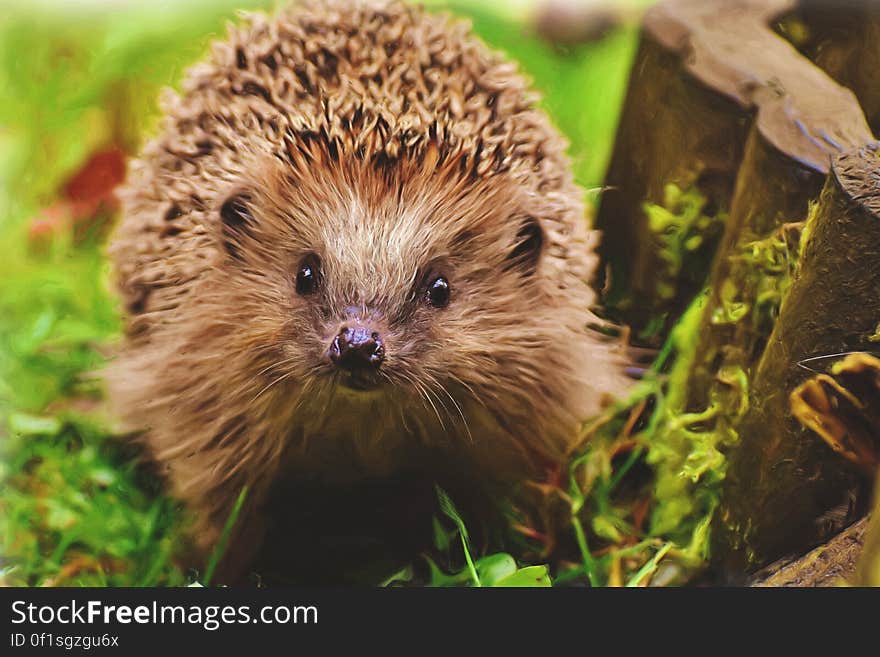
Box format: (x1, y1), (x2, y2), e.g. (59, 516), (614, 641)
(202, 486), (248, 586)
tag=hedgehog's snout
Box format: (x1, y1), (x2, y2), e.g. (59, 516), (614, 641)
(327, 318), (386, 390)
(329, 326), (385, 369)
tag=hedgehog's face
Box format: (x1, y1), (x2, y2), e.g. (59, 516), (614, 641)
(286, 251), (453, 393)
(213, 157), (580, 430)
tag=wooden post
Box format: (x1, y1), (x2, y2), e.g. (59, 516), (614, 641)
(713, 145), (880, 577)
(775, 0), (880, 135)
(596, 0), (872, 346)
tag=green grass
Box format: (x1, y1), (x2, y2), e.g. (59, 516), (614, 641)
(0, 0), (654, 587)
(0, 232), (188, 585)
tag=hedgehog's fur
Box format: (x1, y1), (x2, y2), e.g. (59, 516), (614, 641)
(108, 0), (630, 571)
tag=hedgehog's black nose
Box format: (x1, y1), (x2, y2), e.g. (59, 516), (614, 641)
(329, 326), (385, 372)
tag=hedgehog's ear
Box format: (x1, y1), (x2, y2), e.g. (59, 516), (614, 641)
(504, 216), (544, 275)
(219, 192), (255, 260)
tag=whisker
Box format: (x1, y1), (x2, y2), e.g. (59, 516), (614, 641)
(254, 356), (300, 379)
(422, 374), (463, 444)
(425, 378), (455, 435)
(405, 374), (444, 433)
(396, 372), (433, 440)
(420, 380), (447, 433)
(437, 381), (473, 444)
(251, 368), (298, 404)
(446, 373), (485, 409)
(316, 372), (339, 426)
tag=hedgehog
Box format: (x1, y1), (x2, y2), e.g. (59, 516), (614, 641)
(107, 0), (630, 575)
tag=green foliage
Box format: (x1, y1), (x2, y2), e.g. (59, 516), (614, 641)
(643, 184), (728, 304)
(202, 486), (249, 586)
(425, 487), (551, 587)
(0, 230), (191, 586)
(0, 0), (273, 222)
(711, 221), (803, 331)
(645, 299), (741, 542)
(555, 278), (751, 586)
(0, 412), (188, 586)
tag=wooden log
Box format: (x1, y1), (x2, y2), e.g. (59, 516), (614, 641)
(775, 0), (880, 135)
(595, 6), (749, 342)
(751, 516), (868, 587)
(595, 0), (871, 343)
(852, 482), (880, 586)
(712, 145), (880, 578)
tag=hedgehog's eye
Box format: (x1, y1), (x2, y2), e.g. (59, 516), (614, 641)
(426, 276), (450, 309)
(296, 255), (322, 296)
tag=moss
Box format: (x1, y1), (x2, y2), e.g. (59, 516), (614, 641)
(685, 202), (813, 444)
(711, 218), (803, 333)
(645, 297), (743, 547)
(554, 181), (810, 583)
(643, 184), (728, 304)
(647, 201), (817, 565)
